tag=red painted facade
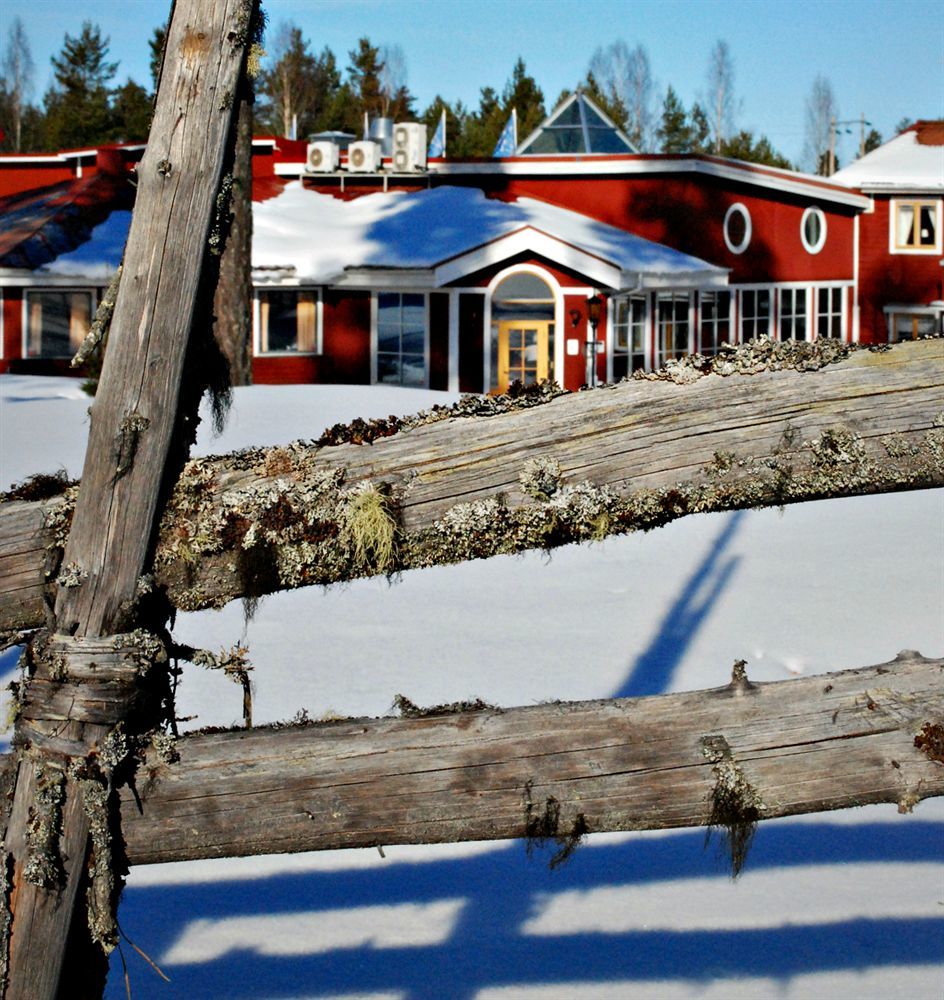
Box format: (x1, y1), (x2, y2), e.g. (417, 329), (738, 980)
(2, 128), (938, 389)
(857, 196), (944, 342)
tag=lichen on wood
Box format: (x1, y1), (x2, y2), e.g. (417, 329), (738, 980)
(702, 734), (763, 877)
(22, 762), (66, 890)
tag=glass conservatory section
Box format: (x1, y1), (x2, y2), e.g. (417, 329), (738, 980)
(517, 92), (637, 156)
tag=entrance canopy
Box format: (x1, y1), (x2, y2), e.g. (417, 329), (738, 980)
(253, 184), (727, 292)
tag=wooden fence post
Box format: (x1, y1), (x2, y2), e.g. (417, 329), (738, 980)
(0, 2), (259, 996)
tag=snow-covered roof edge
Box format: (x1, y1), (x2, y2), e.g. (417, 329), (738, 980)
(832, 121), (944, 192)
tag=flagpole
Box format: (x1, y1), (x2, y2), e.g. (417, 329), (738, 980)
(441, 108), (447, 158)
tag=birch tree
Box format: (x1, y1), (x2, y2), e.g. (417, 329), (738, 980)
(804, 74), (838, 175)
(705, 39), (736, 155)
(588, 41), (655, 151)
(1, 17), (34, 152)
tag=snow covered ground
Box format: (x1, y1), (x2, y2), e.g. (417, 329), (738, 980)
(1, 374), (942, 1000)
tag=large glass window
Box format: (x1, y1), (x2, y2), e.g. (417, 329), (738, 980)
(817, 287), (843, 339)
(611, 295), (647, 377)
(893, 200), (939, 251)
(377, 292), (426, 386)
(779, 288), (808, 341)
(654, 293), (690, 368)
(699, 291), (731, 355)
(258, 290), (319, 353)
(740, 289), (770, 339)
(26, 290), (92, 359)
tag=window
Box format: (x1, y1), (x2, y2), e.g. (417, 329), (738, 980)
(892, 200), (940, 252)
(886, 310), (941, 341)
(611, 295), (647, 377)
(779, 288), (808, 341)
(699, 291), (731, 355)
(816, 287), (844, 339)
(801, 207), (827, 254)
(740, 289), (770, 339)
(258, 290), (319, 353)
(25, 290), (92, 358)
(723, 203), (751, 254)
(654, 293), (690, 368)
(377, 292), (426, 386)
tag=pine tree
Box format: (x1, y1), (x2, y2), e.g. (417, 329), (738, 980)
(109, 79), (152, 142)
(149, 25), (167, 95)
(346, 37), (383, 129)
(257, 24), (320, 137)
(656, 85), (692, 153)
(863, 128), (882, 154)
(461, 85), (503, 155)
(44, 22), (118, 149)
(721, 130), (792, 169)
(502, 57), (545, 145)
(689, 102), (711, 154)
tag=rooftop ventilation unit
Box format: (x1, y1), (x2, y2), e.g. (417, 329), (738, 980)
(392, 122), (427, 171)
(347, 140), (382, 173)
(306, 140), (339, 172)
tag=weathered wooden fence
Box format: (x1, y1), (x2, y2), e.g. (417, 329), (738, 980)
(0, 3), (941, 996)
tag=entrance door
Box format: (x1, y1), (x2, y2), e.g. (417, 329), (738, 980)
(497, 320), (551, 393)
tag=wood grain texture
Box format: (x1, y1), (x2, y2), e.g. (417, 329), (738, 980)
(119, 652), (944, 865)
(2, 339), (942, 631)
(2, 3), (254, 996)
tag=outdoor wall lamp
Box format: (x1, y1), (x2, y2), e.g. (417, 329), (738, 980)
(586, 293), (603, 332)
(569, 308), (581, 328)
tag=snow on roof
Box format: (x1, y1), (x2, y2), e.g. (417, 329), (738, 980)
(832, 122), (944, 191)
(38, 210), (130, 278)
(252, 183), (725, 286)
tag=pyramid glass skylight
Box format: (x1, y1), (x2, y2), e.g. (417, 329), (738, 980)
(517, 92), (637, 155)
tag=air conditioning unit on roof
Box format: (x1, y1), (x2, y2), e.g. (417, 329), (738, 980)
(392, 122), (427, 171)
(347, 140), (382, 173)
(306, 140), (339, 173)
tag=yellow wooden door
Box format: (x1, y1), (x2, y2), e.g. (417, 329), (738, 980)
(497, 321), (550, 393)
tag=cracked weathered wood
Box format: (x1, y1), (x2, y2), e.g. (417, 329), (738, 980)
(118, 652), (944, 865)
(1, 340), (942, 632)
(1, 3), (256, 996)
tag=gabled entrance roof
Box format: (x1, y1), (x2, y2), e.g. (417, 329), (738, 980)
(516, 91), (637, 156)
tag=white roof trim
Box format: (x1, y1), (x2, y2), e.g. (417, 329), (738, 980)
(0, 270), (108, 288)
(271, 156), (869, 208)
(433, 227), (622, 288)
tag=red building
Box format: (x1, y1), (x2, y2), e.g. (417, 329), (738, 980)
(0, 98), (939, 390)
(832, 120), (944, 342)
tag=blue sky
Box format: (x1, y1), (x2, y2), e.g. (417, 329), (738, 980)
(2, 0), (942, 167)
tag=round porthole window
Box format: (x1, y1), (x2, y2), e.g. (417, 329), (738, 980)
(801, 206), (827, 254)
(723, 203), (751, 254)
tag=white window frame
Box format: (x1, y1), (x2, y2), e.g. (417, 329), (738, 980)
(610, 293), (649, 375)
(372, 290), (430, 388)
(888, 198), (942, 255)
(800, 206), (827, 255)
(738, 286), (772, 340)
(22, 287), (97, 360)
(814, 284), (847, 340)
(778, 287), (809, 341)
(253, 287), (323, 356)
(698, 290), (732, 355)
(653, 291), (693, 368)
(723, 203), (752, 255)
